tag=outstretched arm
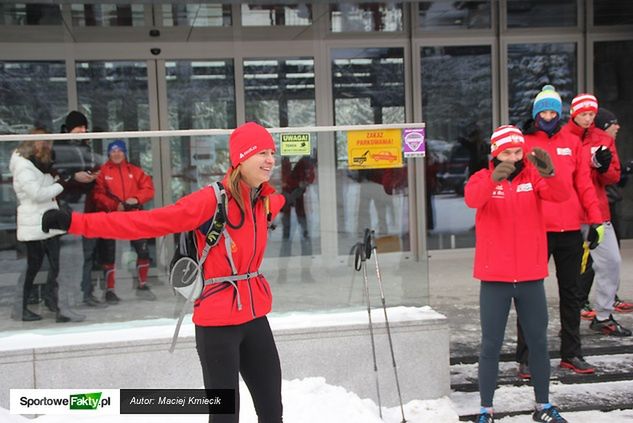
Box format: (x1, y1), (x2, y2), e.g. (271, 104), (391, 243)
(49, 186), (218, 240)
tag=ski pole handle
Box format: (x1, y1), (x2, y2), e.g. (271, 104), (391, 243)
(364, 228), (375, 259)
(354, 242), (364, 271)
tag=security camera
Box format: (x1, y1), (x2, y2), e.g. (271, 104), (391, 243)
(150, 48), (161, 56)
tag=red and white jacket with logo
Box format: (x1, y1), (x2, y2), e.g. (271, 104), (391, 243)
(93, 160), (155, 211)
(69, 174), (285, 327)
(465, 163), (569, 282)
(578, 124), (621, 222)
(523, 121), (602, 231)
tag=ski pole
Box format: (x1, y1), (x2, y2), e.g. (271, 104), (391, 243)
(364, 229), (407, 423)
(354, 241), (382, 418)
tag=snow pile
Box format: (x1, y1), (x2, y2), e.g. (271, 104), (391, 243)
(0, 307), (444, 352)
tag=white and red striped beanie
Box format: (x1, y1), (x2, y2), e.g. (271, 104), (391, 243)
(571, 93), (598, 118)
(490, 125), (525, 157)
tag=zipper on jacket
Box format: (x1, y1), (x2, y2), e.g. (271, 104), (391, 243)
(245, 195), (259, 319)
(117, 164), (127, 205)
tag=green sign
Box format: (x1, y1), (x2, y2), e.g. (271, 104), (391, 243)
(69, 392), (103, 410)
(281, 133), (311, 156)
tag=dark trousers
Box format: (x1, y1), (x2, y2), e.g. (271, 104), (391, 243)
(195, 316), (283, 423)
(479, 280), (550, 407)
(81, 237), (98, 297)
(22, 236), (61, 308)
(516, 231), (583, 363)
(99, 238), (150, 263)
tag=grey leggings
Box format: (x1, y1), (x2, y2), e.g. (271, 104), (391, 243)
(479, 280), (550, 407)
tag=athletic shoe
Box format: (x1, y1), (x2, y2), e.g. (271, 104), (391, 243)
(105, 290), (120, 304)
(614, 299), (633, 313)
(560, 356), (595, 374)
(477, 412), (494, 423)
(136, 285), (157, 301)
(580, 302), (596, 320)
(590, 315), (632, 337)
(532, 405), (567, 422)
(83, 294), (107, 308)
(517, 363), (531, 380)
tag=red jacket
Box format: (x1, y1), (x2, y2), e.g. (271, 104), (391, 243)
(523, 121), (602, 230)
(69, 174), (285, 327)
(465, 162), (569, 282)
(93, 160), (155, 212)
(579, 125), (621, 221)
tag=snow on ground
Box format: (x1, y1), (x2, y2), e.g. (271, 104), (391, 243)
(0, 307), (445, 352)
(2, 377), (633, 423)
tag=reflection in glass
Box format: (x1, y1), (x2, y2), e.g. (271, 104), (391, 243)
(330, 2), (403, 32)
(241, 4), (311, 26)
(418, 0), (490, 29)
(244, 58), (316, 127)
(593, 0), (633, 26)
(243, 57), (319, 258)
(507, 0), (576, 28)
(594, 40), (633, 239)
(165, 60), (236, 201)
(332, 48), (407, 255)
(162, 4), (232, 27)
(0, 4), (62, 25)
(421, 46), (491, 249)
(507, 43), (576, 125)
(71, 4), (145, 27)
(74, 61), (155, 303)
(0, 61), (67, 264)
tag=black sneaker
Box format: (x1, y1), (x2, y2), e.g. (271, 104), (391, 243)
(135, 285), (157, 301)
(105, 290), (120, 304)
(590, 315), (633, 337)
(518, 363), (531, 380)
(532, 405), (567, 422)
(477, 412), (494, 423)
(560, 356), (595, 374)
(83, 294), (107, 308)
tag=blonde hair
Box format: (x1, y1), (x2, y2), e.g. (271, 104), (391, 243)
(16, 128), (51, 163)
(228, 165), (245, 212)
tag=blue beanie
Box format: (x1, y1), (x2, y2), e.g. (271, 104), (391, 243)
(107, 139), (127, 155)
(532, 85), (562, 119)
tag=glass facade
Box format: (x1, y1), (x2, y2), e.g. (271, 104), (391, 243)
(421, 45), (492, 249)
(70, 4), (145, 26)
(330, 2), (404, 32)
(0, 1), (631, 333)
(507, 43), (577, 126)
(418, 0), (491, 30)
(506, 0), (577, 28)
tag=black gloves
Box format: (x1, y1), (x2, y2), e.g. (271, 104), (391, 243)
(527, 147), (555, 177)
(593, 146), (612, 173)
(42, 209), (71, 233)
(491, 161), (515, 182)
(586, 223), (604, 250)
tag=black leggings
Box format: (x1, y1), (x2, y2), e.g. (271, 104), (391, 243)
(479, 280), (549, 407)
(195, 316), (283, 423)
(22, 236), (61, 308)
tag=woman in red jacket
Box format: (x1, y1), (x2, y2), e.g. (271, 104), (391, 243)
(466, 125), (570, 423)
(43, 122), (285, 423)
(93, 140), (156, 303)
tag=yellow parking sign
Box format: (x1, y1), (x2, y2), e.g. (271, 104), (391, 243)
(347, 129), (403, 170)
(281, 133), (311, 156)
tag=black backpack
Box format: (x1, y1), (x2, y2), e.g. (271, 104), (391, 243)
(168, 182), (227, 352)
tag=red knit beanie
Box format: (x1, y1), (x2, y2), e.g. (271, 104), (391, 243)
(571, 94), (598, 118)
(490, 125), (525, 157)
(229, 122), (276, 168)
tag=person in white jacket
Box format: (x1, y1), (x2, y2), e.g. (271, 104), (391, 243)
(10, 129), (69, 322)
